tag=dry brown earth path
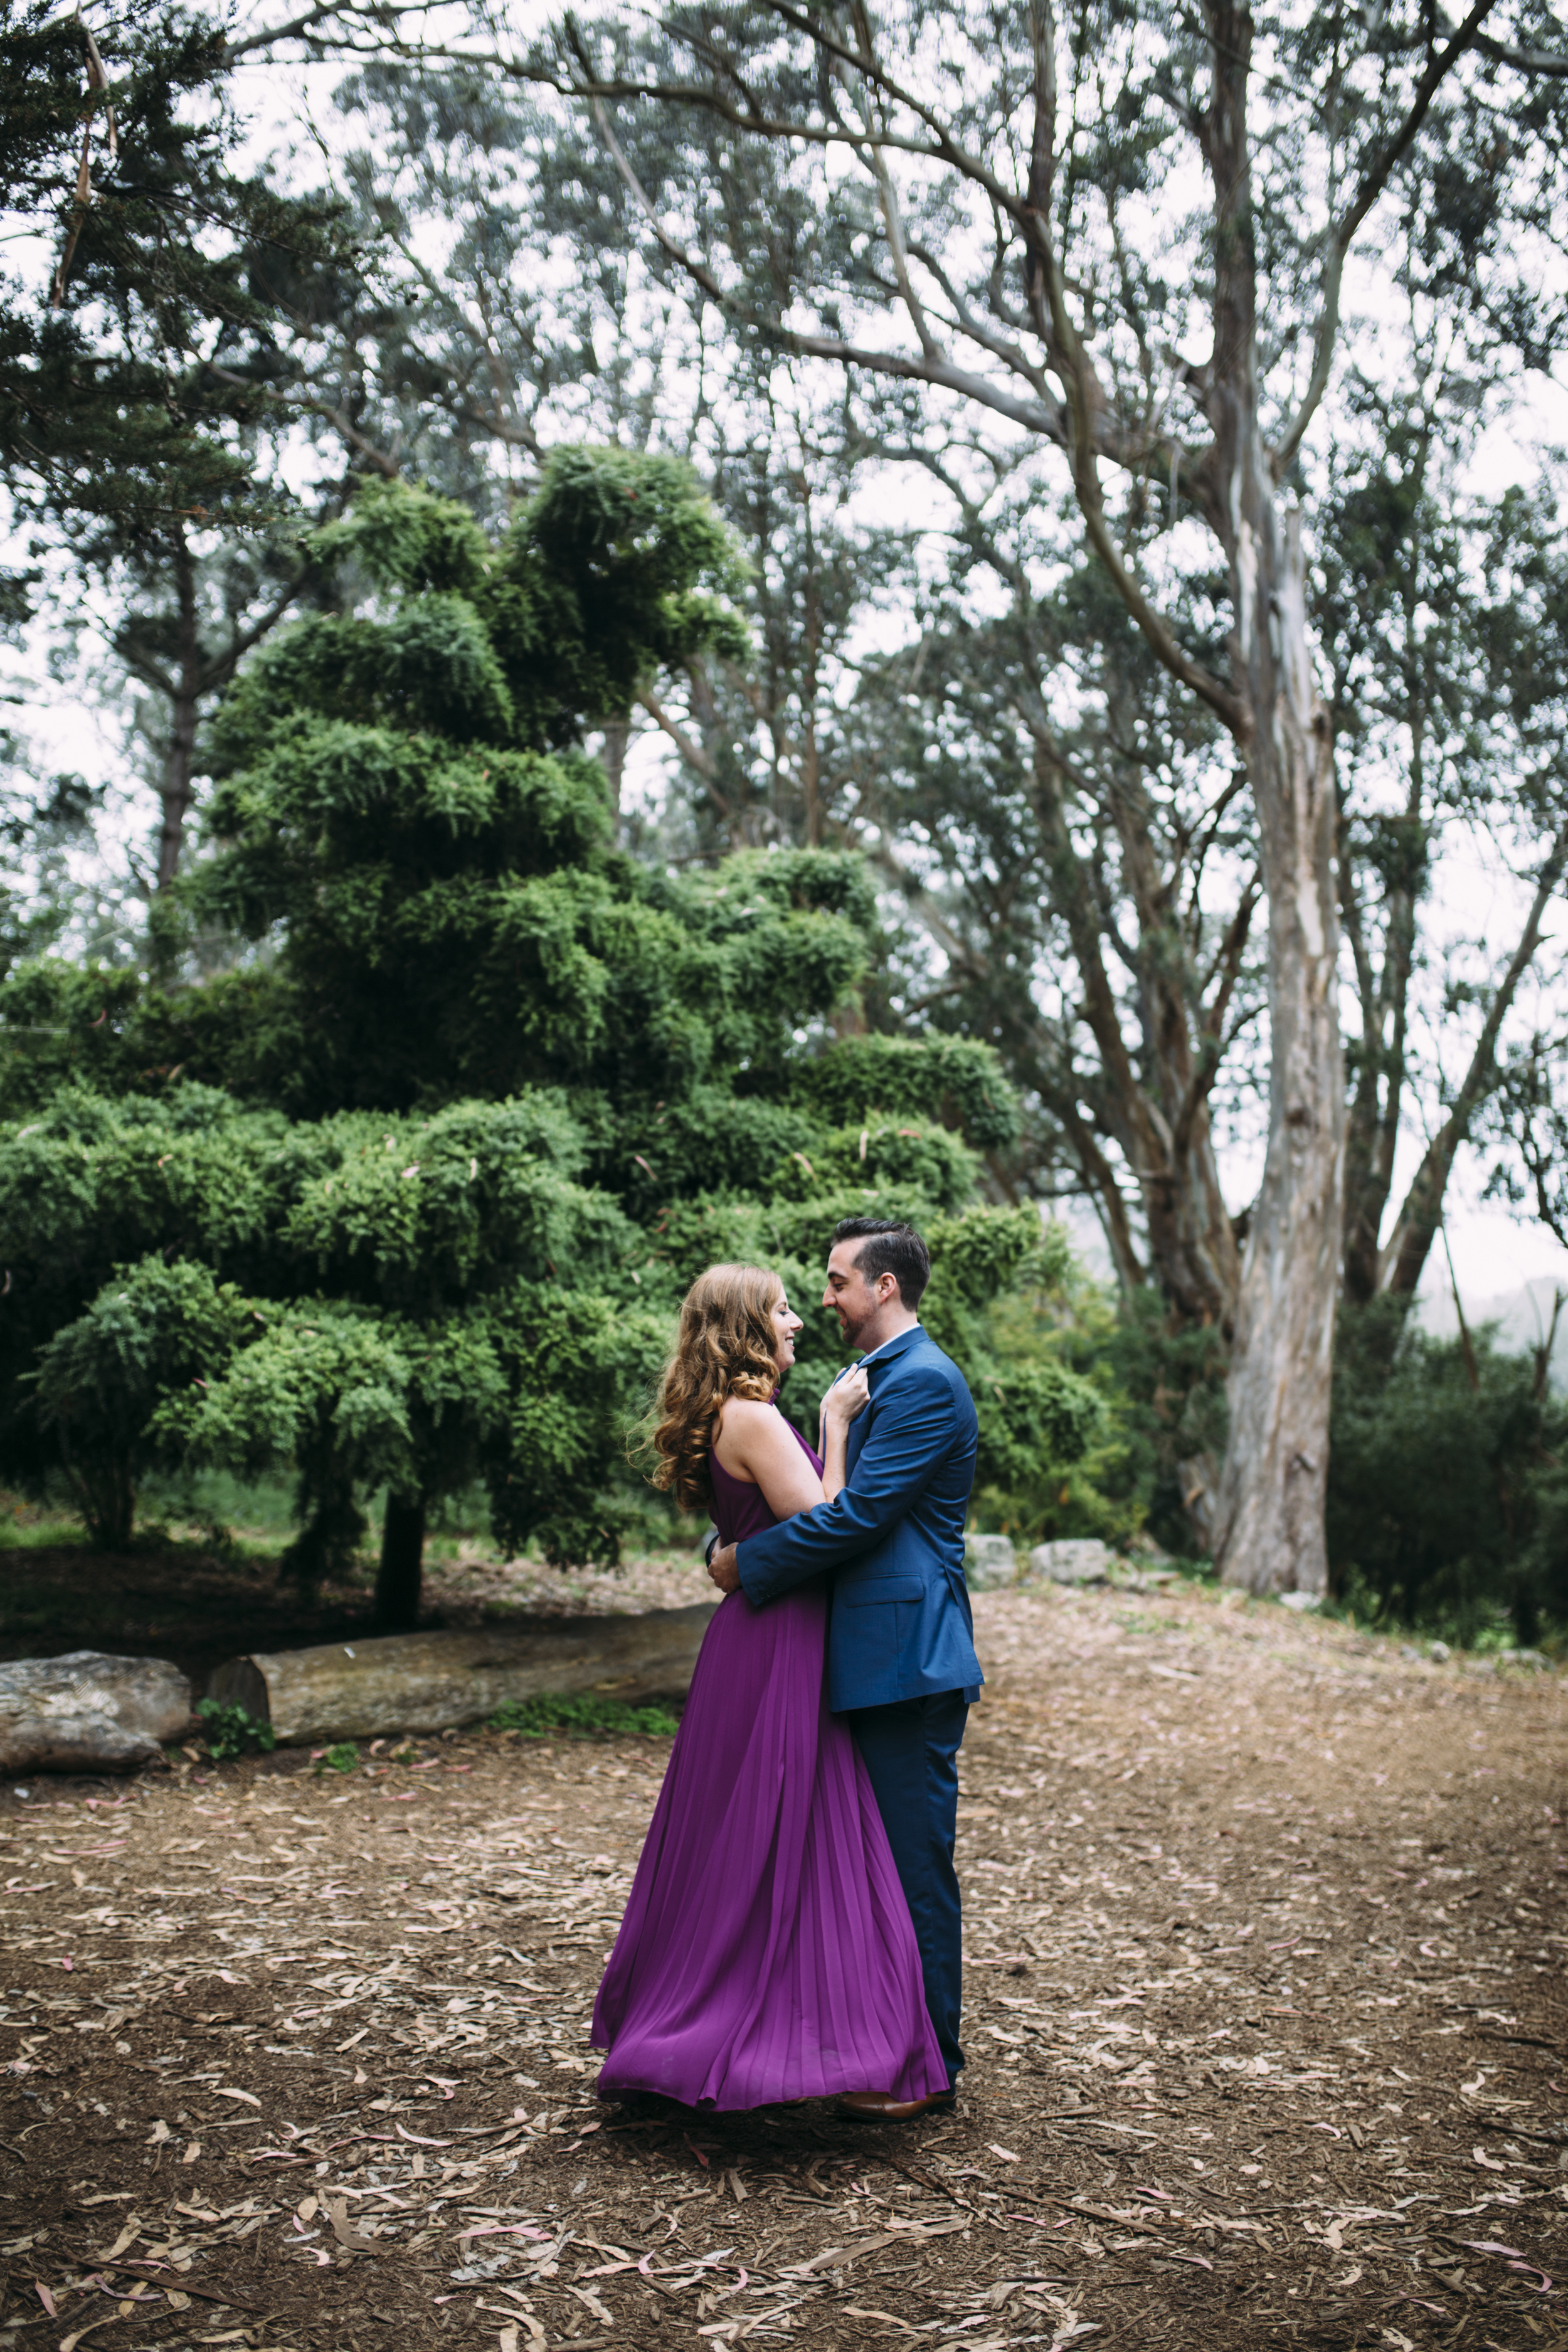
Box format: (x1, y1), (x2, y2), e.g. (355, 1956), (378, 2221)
(0, 1579), (1563, 2352)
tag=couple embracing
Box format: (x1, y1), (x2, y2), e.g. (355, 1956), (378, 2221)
(591, 1216), (983, 2120)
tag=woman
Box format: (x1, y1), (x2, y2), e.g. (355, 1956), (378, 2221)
(591, 1263), (948, 2110)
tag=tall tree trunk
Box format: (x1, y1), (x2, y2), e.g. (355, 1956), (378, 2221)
(800, 551), (822, 847)
(600, 718), (630, 820)
(1338, 785), (1421, 1305)
(376, 1493), (426, 1631)
(156, 527), (201, 892)
(1213, 507), (1343, 1594)
(1179, 1), (1343, 1594)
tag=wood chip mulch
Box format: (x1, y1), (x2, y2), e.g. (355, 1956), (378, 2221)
(1, 1579), (1564, 2352)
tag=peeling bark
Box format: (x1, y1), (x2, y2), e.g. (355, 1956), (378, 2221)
(1212, 511), (1343, 1595)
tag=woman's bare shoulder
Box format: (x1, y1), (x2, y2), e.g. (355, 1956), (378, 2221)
(715, 1395), (780, 1434)
(712, 1394), (787, 1485)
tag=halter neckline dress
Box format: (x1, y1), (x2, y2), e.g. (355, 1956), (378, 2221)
(590, 1411), (946, 2109)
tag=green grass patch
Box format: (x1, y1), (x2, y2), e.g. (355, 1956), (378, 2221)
(487, 1692), (681, 1739)
(0, 1500), (94, 1552)
(315, 1741), (360, 1773)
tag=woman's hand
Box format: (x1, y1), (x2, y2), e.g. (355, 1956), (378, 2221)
(818, 1365), (869, 1502)
(822, 1365), (871, 1428)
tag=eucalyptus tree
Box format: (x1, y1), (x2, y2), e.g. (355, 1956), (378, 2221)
(842, 389), (1568, 1326)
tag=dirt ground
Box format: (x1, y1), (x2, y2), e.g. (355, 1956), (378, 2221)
(1, 1576), (1565, 2352)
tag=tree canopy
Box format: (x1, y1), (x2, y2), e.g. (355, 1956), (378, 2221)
(1, 0), (344, 541)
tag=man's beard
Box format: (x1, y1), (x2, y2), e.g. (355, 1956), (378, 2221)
(835, 1301), (874, 1349)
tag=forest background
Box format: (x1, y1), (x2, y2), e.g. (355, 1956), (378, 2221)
(4, 0), (1568, 1652)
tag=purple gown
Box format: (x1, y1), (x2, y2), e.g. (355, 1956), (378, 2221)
(591, 1416), (948, 2109)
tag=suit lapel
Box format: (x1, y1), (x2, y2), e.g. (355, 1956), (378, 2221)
(844, 1326), (923, 1478)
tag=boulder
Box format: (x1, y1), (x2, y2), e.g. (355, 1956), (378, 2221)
(1028, 1538), (1111, 1586)
(963, 1535), (1019, 1591)
(0, 1651), (191, 1775)
(1278, 1591), (1320, 1613)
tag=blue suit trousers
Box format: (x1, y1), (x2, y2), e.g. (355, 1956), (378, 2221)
(847, 1689), (969, 2087)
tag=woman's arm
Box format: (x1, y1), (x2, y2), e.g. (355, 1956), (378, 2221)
(820, 1366), (870, 1502)
(713, 1399), (825, 1520)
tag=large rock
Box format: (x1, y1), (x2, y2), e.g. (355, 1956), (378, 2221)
(0, 1651), (191, 1775)
(207, 1602), (718, 1746)
(1028, 1538), (1111, 1586)
(963, 1535), (1019, 1591)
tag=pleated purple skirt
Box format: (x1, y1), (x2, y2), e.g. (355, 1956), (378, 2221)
(590, 1580), (948, 2110)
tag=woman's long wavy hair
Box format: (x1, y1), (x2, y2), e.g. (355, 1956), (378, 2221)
(649, 1263), (783, 1512)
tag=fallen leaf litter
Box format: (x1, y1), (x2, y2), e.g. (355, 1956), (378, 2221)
(0, 1574), (1563, 2351)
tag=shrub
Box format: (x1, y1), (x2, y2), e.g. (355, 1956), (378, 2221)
(1328, 1298), (1568, 1647)
(32, 1258), (258, 1548)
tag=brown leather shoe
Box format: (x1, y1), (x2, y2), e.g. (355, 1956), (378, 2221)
(836, 2089), (958, 2121)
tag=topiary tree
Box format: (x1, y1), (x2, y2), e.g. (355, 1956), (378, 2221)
(0, 455), (1092, 1621)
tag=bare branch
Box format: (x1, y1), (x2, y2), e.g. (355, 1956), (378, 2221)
(580, 84), (1072, 440)
(1039, 243), (1247, 734)
(1273, 0), (1502, 473)
(1379, 815), (1568, 1295)
(904, 238), (1057, 397)
(1054, 1093), (1148, 1293)
(864, 124), (945, 366)
(223, 1), (360, 60)
(636, 685), (716, 781)
(206, 363), (400, 475)
(1471, 29), (1568, 73)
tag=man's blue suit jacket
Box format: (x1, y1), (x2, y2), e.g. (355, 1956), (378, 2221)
(735, 1323), (983, 1714)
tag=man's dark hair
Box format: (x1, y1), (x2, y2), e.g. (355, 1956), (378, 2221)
(831, 1216), (931, 1310)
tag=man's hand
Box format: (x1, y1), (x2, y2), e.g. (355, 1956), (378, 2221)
(708, 1541), (742, 1595)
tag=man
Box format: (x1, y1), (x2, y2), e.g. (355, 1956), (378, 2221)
(707, 1215), (982, 2119)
